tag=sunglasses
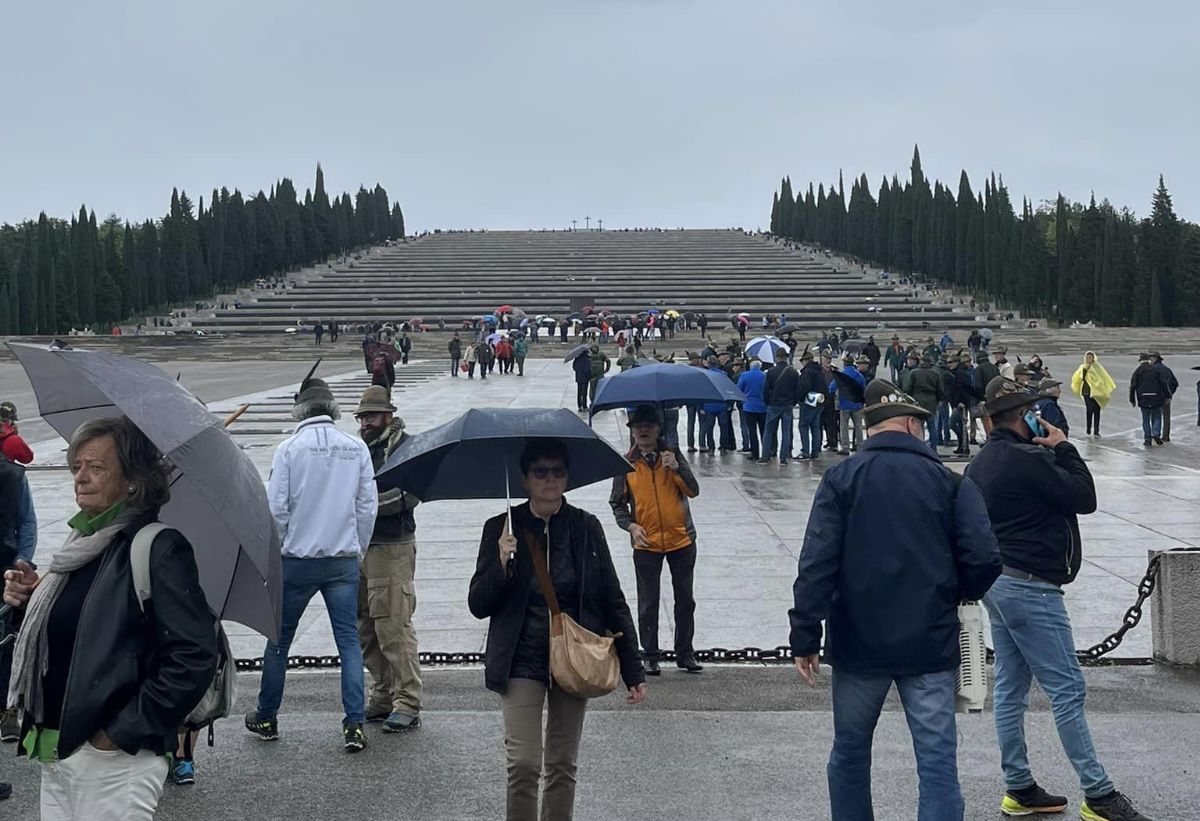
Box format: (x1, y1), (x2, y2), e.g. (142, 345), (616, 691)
(528, 465), (568, 480)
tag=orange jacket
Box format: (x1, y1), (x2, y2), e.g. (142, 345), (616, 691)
(609, 448), (699, 552)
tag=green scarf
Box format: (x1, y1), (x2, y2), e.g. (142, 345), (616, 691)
(66, 500), (128, 536)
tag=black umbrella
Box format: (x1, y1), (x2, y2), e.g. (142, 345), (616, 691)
(830, 370), (866, 404)
(777, 324), (801, 335)
(563, 344), (591, 363)
(8, 342), (282, 640)
(375, 408), (632, 498)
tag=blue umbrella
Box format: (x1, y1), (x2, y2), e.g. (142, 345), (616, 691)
(376, 408), (631, 498)
(589, 363), (745, 416)
(745, 335), (789, 361)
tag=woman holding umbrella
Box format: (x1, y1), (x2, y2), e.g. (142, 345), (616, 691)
(4, 417), (217, 820)
(468, 438), (646, 821)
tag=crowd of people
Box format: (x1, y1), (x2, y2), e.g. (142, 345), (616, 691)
(1, 328), (1194, 820)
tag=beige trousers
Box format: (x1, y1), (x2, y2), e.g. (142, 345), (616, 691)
(357, 538), (422, 715)
(500, 678), (588, 821)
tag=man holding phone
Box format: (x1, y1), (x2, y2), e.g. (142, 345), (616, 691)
(965, 377), (1154, 821)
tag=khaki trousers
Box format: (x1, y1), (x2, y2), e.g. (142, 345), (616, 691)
(357, 538), (422, 716)
(501, 678), (588, 821)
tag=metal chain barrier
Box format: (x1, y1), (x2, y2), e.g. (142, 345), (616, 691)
(221, 550), (1194, 672)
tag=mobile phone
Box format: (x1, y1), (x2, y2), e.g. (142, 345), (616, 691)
(1023, 408), (1046, 438)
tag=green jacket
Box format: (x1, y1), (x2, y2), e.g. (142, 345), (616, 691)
(589, 349), (611, 379)
(905, 365), (946, 413)
(365, 419), (419, 542)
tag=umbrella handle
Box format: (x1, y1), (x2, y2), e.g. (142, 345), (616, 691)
(504, 472), (515, 577)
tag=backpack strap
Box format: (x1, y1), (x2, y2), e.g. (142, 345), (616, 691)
(130, 522), (170, 611)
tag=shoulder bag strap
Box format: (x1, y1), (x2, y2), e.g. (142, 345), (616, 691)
(523, 528), (561, 615)
(130, 522), (170, 612)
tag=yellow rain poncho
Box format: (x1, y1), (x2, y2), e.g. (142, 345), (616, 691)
(1070, 351), (1117, 407)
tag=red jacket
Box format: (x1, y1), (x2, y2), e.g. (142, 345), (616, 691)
(0, 424), (33, 464)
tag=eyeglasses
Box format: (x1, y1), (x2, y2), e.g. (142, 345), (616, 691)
(528, 465), (568, 480)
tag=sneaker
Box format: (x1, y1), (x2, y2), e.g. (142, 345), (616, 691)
(1000, 783), (1068, 816)
(343, 723), (367, 752)
(1080, 791), (1152, 821)
(0, 708), (18, 743)
(382, 712), (421, 734)
(169, 759), (196, 786)
(244, 711), (279, 741)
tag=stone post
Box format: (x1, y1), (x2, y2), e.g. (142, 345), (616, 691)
(1151, 549), (1200, 667)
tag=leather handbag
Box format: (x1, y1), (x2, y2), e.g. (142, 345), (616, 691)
(524, 529), (621, 698)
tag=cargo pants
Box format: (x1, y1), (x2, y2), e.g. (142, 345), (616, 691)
(357, 538), (422, 717)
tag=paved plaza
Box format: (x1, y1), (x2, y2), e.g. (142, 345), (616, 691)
(3, 346), (1199, 819)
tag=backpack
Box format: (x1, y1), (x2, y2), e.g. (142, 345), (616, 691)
(130, 523), (237, 751)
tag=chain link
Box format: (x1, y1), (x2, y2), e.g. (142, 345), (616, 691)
(231, 550), (1199, 672)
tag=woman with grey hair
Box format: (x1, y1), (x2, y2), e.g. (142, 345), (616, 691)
(3, 416), (217, 821)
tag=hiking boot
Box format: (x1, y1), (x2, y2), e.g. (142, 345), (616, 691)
(1000, 783), (1068, 816)
(1080, 791), (1152, 821)
(366, 704), (391, 723)
(0, 709), (18, 743)
(169, 759), (196, 786)
(343, 723), (367, 752)
(244, 711), (279, 741)
(382, 712), (421, 734)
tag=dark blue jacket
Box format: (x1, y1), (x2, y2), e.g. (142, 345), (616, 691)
(702, 367), (733, 415)
(572, 353), (592, 383)
(830, 366), (867, 411)
(1035, 397), (1069, 436)
(789, 432), (1001, 675)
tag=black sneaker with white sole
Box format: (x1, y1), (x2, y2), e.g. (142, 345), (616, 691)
(244, 711), (279, 741)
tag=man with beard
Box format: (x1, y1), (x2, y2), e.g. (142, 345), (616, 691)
(354, 387), (423, 733)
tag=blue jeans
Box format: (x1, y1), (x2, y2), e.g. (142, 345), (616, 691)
(738, 407), (751, 450)
(829, 667), (963, 821)
(937, 402), (951, 444)
(257, 555), (366, 726)
(1140, 406), (1163, 439)
(798, 405), (823, 457)
(925, 413), (941, 449)
(983, 576), (1113, 798)
(762, 405), (793, 460)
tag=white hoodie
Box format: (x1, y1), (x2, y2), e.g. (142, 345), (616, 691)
(268, 416), (378, 559)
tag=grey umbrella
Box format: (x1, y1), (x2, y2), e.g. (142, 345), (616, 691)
(8, 343), (282, 640)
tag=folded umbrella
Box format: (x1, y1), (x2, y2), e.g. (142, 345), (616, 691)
(376, 408), (631, 498)
(589, 363), (745, 416)
(8, 342), (282, 640)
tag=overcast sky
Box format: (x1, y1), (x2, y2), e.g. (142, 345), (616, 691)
(2, 1), (1196, 230)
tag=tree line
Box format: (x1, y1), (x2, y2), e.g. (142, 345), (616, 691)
(769, 146), (1200, 326)
(0, 165), (405, 335)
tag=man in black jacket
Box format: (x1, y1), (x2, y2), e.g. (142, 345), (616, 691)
(1148, 352), (1178, 442)
(1129, 353), (1168, 446)
(760, 349), (799, 464)
(795, 348), (827, 460)
(790, 379), (1000, 821)
(973, 351), (1000, 437)
(966, 377), (1154, 821)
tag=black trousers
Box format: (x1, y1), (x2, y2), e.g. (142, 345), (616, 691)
(744, 411), (766, 458)
(1084, 397), (1101, 433)
(822, 409), (839, 450)
(576, 381), (589, 410)
(633, 544), (697, 660)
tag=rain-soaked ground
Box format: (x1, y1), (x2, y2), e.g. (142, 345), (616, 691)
(5, 348), (1199, 821)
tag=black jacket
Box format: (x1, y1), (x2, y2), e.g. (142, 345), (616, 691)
(789, 433), (1000, 675)
(763, 363), (800, 407)
(795, 361), (825, 402)
(1130, 363), (1171, 408)
(21, 512), (217, 759)
(0, 459), (23, 567)
(468, 501), (644, 694)
(973, 360), (1000, 402)
(964, 428), (1096, 585)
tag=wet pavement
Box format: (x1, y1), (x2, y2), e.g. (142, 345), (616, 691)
(16, 352), (1200, 662)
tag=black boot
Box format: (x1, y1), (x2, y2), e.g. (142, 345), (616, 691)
(676, 653), (704, 674)
(643, 658), (661, 676)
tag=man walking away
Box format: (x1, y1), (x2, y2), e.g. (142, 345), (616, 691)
(736, 359), (767, 460)
(513, 334), (528, 376)
(795, 348), (826, 460)
(907, 355), (947, 453)
(973, 351), (1000, 438)
(314, 321), (324, 346)
(966, 377), (1155, 821)
(448, 334), (463, 377)
(611, 405), (703, 675)
(355, 387), (422, 733)
(247, 377), (378, 752)
(1129, 353), (1168, 446)
(790, 379), (1001, 821)
(588, 343), (611, 405)
(573, 349), (592, 411)
(831, 356), (869, 455)
(397, 332), (412, 366)
(1148, 352), (1178, 442)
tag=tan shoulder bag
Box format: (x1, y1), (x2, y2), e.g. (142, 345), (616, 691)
(524, 529), (621, 699)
